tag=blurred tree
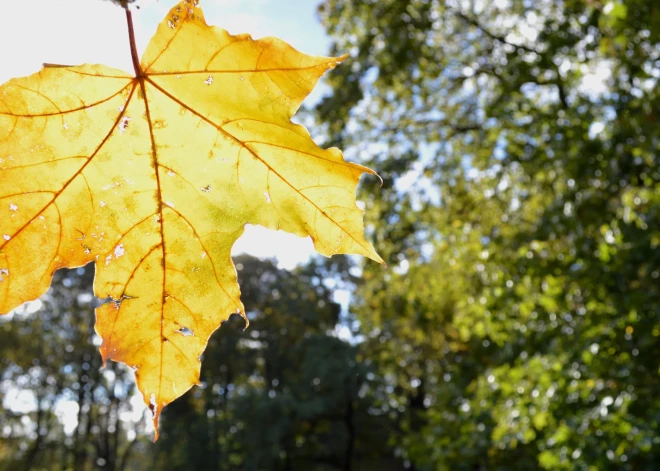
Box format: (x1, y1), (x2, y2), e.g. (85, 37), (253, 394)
(1, 257), (404, 470)
(316, 0), (660, 469)
(152, 255), (403, 470)
(0, 266), (146, 471)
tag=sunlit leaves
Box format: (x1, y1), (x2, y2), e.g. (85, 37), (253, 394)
(0, 0), (381, 438)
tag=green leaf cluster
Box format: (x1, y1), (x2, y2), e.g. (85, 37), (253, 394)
(316, 0), (660, 469)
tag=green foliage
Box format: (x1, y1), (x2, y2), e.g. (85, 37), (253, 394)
(316, 0), (660, 469)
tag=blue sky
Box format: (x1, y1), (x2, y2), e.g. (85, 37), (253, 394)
(0, 0), (334, 268)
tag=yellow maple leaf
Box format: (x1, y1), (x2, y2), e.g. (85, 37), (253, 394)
(0, 0), (381, 439)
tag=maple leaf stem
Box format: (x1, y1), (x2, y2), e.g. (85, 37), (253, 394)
(124, 7), (143, 78)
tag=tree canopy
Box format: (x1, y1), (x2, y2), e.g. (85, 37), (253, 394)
(315, 0), (660, 469)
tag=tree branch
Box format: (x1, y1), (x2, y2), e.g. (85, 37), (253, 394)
(454, 11), (569, 109)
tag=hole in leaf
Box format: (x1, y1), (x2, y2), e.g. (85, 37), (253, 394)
(175, 326), (194, 337)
